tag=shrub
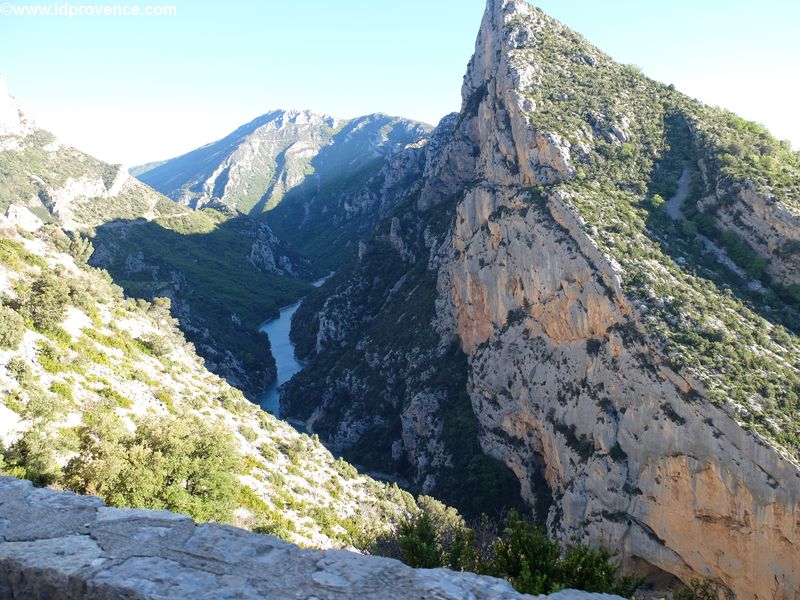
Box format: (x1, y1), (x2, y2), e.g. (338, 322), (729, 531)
(64, 411), (243, 523)
(50, 381), (73, 403)
(19, 273), (70, 332)
(375, 504), (642, 596)
(649, 194), (665, 210)
(396, 496), (478, 571)
(673, 578), (721, 600)
(140, 333), (170, 357)
(0, 305), (25, 349)
(238, 425), (258, 443)
(7, 356), (34, 384)
(2, 424), (62, 486)
(333, 457), (358, 480)
(36, 340), (67, 374)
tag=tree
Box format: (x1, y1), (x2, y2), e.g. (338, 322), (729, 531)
(3, 424), (62, 486)
(0, 305), (25, 349)
(489, 511), (561, 593)
(19, 273), (70, 332)
(650, 194), (666, 210)
(398, 511), (440, 568)
(383, 506), (642, 596)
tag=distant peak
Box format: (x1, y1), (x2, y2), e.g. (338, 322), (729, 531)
(254, 108), (339, 129)
(0, 75), (35, 137)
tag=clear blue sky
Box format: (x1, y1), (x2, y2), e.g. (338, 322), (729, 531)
(1, 0), (798, 165)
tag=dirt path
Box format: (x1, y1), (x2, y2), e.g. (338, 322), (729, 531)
(665, 164), (690, 220)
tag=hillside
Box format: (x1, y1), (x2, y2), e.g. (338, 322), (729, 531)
(0, 208), (415, 548)
(283, 0), (800, 596)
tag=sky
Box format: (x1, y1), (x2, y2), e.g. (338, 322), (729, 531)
(0, 0), (798, 166)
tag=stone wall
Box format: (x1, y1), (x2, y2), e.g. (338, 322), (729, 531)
(0, 477), (622, 600)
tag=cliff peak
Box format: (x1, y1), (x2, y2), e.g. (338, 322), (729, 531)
(0, 75), (35, 137)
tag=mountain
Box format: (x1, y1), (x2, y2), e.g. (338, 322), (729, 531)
(133, 110), (431, 269)
(283, 0), (800, 596)
(0, 83), (318, 396)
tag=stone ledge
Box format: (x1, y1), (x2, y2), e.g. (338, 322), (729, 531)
(0, 477), (623, 600)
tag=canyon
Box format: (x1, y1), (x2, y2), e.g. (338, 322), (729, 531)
(1, 0), (799, 597)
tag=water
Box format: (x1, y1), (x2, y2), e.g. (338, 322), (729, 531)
(258, 275), (330, 417)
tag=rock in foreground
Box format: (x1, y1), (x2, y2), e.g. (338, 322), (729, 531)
(0, 478), (622, 600)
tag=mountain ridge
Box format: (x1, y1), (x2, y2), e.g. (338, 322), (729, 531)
(133, 108), (430, 213)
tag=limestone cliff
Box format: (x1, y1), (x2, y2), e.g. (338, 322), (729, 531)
(284, 0), (800, 596)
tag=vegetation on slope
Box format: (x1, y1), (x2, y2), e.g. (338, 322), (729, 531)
(0, 125), (319, 396)
(265, 115), (430, 271)
(370, 496), (643, 596)
(0, 219), (415, 547)
(287, 190), (525, 520)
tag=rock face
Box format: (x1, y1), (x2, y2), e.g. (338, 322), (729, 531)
(264, 113), (433, 268)
(698, 181), (800, 286)
(135, 109), (342, 212)
(133, 110), (431, 269)
(0, 477), (621, 600)
(285, 0), (800, 597)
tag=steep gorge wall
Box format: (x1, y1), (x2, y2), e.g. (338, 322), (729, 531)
(286, 0), (800, 597)
(434, 1), (800, 596)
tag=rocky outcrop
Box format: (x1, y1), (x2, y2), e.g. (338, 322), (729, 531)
(285, 0), (800, 597)
(4, 204), (43, 232)
(0, 478), (622, 600)
(698, 181), (800, 286)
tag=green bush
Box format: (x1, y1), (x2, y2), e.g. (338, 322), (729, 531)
(721, 230), (767, 279)
(19, 273), (70, 332)
(36, 340), (67, 374)
(375, 501), (642, 596)
(673, 578), (721, 600)
(64, 410), (242, 523)
(3, 424), (63, 486)
(7, 356), (34, 385)
(333, 457), (358, 480)
(0, 305), (25, 349)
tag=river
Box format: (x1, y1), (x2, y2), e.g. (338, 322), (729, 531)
(258, 275), (329, 417)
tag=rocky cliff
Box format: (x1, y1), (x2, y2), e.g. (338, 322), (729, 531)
(284, 1), (800, 596)
(0, 75), (34, 138)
